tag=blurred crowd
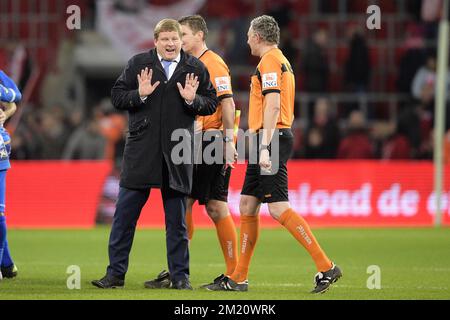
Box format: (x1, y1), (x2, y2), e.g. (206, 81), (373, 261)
(10, 99), (126, 165)
(1, 0), (449, 162)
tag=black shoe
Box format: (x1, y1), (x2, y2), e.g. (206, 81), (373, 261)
(206, 276), (248, 292)
(200, 274), (225, 289)
(171, 279), (193, 290)
(311, 263), (342, 294)
(1, 264), (18, 279)
(91, 274), (124, 289)
(144, 270), (172, 289)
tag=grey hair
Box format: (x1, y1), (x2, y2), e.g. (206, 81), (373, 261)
(250, 15), (280, 45)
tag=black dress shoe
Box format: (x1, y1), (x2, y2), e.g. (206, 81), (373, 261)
(0, 264), (18, 278)
(92, 274), (124, 289)
(144, 270), (172, 289)
(171, 279), (193, 290)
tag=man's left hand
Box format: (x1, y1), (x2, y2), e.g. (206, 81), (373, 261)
(177, 73), (199, 103)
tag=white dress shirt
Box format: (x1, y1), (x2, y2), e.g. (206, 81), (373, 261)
(141, 52), (181, 102)
(141, 52), (193, 105)
(157, 52), (180, 80)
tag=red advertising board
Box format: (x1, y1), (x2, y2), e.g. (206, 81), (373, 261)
(7, 161), (112, 228)
(6, 161), (450, 228)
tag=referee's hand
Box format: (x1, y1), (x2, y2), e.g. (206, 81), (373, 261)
(259, 149), (271, 173)
(224, 141), (238, 169)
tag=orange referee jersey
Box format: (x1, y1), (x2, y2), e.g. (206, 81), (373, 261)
(197, 50), (233, 131)
(248, 47), (295, 133)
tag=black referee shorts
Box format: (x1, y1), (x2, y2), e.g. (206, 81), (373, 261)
(241, 128), (293, 203)
(190, 130), (231, 205)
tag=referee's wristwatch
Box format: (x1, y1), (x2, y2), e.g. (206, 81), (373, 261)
(259, 144), (270, 152)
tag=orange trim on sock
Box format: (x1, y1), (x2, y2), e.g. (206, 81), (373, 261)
(279, 209), (332, 272)
(230, 215), (259, 283)
(214, 215), (238, 276)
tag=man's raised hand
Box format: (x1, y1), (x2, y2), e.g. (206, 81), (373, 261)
(138, 68), (160, 97)
(177, 73), (199, 103)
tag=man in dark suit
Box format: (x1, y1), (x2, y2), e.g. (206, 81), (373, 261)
(92, 18), (218, 290)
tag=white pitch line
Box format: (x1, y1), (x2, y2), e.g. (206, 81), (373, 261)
(257, 283), (449, 291)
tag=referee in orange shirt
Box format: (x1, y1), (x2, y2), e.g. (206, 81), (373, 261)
(144, 15), (240, 289)
(209, 15), (342, 294)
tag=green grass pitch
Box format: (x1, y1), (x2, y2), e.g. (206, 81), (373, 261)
(0, 227), (449, 300)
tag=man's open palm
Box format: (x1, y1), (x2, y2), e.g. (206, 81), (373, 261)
(177, 73), (199, 103)
(138, 68), (160, 97)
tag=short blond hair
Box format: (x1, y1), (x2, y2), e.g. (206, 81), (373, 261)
(154, 19), (182, 40)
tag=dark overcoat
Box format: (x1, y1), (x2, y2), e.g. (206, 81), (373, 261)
(111, 48), (218, 194)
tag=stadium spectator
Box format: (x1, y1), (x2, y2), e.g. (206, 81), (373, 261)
(265, 0), (294, 33)
(202, 0), (254, 65)
(39, 107), (72, 159)
(9, 108), (45, 160)
(113, 0), (147, 13)
(337, 110), (374, 159)
(344, 26), (371, 93)
(94, 99), (127, 161)
(279, 30), (298, 75)
(301, 28), (330, 120)
(62, 118), (106, 160)
(65, 108), (84, 138)
(301, 28), (330, 94)
(382, 117), (413, 160)
(383, 134), (412, 160)
(394, 105), (423, 158)
(303, 98), (340, 159)
(318, 0), (339, 13)
(291, 119), (304, 159)
(407, 0), (424, 21)
(421, 0), (443, 40)
(412, 52), (437, 104)
(412, 52), (450, 107)
(396, 24), (427, 95)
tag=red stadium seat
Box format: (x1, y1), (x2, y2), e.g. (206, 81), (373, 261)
(292, 0), (311, 15)
(336, 46), (349, 65)
(329, 73), (343, 92)
(386, 73), (398, 93)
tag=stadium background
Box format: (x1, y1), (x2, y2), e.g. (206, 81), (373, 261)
(1, 0), (448, 228)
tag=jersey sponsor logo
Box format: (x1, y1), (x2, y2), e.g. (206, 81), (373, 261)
(0, 135), (8, 160)
(262, 73), (278, 89)
(215, 76), (230, 92)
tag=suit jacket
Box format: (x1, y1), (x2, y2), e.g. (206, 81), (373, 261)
(111, 48), (218, 193)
